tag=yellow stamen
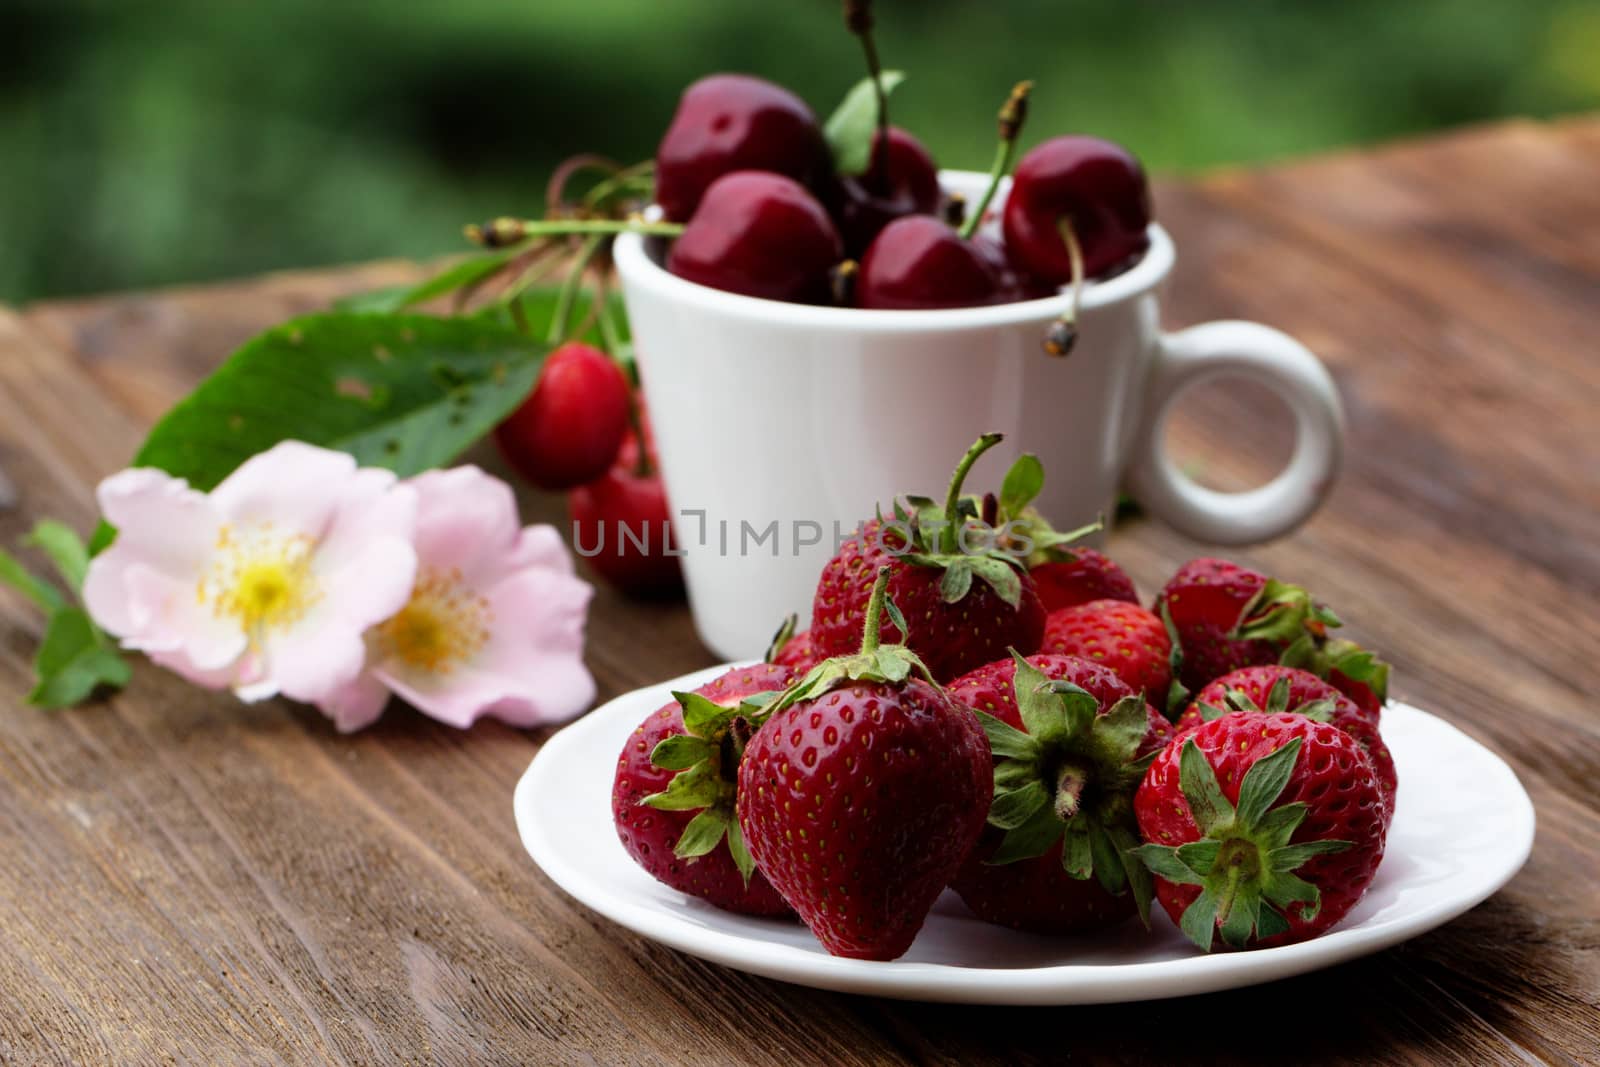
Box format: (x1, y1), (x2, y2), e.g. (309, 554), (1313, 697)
(374, 566), (490, 674)
(199, 523), (321, 648)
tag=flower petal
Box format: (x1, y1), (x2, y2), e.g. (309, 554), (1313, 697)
(407, 466), (524, 585)
(318, 669), (392, 733)
(209, 441), (358, 538)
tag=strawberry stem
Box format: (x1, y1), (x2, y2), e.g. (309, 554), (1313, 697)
(959, 81), (1032, 241)
(858, 566), (892, 655)
(1054, 762), (1087, 820)
(940, 433), (1004, 554)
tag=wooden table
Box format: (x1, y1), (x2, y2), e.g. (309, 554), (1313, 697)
(1, 118), (1596, 1065)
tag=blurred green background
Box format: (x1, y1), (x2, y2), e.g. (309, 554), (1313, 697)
(5, 0), (1598, 302)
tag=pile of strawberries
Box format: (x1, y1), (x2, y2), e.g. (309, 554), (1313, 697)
(611, 436), (1395, 960)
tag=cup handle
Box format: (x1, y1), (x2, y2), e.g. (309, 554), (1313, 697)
(1126, 320), (1344, 545)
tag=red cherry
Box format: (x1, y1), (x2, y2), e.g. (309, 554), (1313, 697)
(667, 171), (843, 304)
(494, 342), (631, 490)
(654, 74), (830, 223)
(568, 412), (684, 597)
(1003, 136), (1152, 282)
(855, 215), (1002, 310)
(826, 127), (942, 257)
(972, 234), (1055, 303)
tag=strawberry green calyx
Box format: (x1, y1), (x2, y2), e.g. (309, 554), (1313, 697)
(768, 567), (937, 713)
(893, 434), (1051, 609)
(1158, 598), (1191, 718)
(642, 687), (779, 882)
(1195, 675), (1337, 725)
(764, 613), (800, 662)
(1234, 579), (1391, 705)
(974, 652), (1157, 923)
(1132, 738), (1353, 950)
(988, 451), (1101, 566)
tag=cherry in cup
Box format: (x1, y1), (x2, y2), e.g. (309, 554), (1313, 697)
(666, 171), (844, 304)
(654, 74), (831, 223)
(828, 126), (942, 257)
(1003, 135), (1153, 283)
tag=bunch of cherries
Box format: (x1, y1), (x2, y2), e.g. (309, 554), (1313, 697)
(487, 0), (1155, 596)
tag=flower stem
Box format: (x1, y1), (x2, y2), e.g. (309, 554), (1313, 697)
(959, 81), (1033, 241)
(940, 433), (1004, 554)
(858, 566), (893, 655)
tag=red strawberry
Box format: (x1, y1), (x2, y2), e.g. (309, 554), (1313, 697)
(764, 614), (825, 673)
(949, 653), (1172, 933)
(1041, 599), (1173, 709)
(1134, 711), (1388, 950)
(612, 662), (795, 916)
(1177, 666), (1396, 827)
(739, 569), (992, 960)
(810, 435), (1046, 681)
(1155, 557), (1390, 715)
(1031, 546), (1139, 611)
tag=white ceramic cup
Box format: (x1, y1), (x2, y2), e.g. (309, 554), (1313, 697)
(613, 170), (1343, 660)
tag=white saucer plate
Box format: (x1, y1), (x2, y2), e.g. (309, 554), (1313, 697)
(514, 663), (1534, 1005)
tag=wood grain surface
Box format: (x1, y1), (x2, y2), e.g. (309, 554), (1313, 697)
(0, 118), (1596, 1066)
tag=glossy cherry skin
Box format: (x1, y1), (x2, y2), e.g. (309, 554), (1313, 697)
(855, 215), (1002, 310)
(1003, 135), (1152, 282)
(826, 126), (942, 257)
(568, 417), (684, 598)
(667, 171), (843, 304)
(654, 73), (830, 222)
(494, 342), (631, 490)
(972, 234), (1056, 303)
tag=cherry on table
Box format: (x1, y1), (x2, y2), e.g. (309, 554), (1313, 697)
(495, 342), (631, 491)
(1002, 135), (1152, 283)
(667, 171), (843, 304)
(654, 74), (830, 223)
(568, 414), (684, 598)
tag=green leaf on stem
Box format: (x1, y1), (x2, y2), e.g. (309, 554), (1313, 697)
(28, 608), (130, 709)
(824, 70), (906, 175)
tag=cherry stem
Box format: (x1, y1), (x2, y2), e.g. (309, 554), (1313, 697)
(940, 433), (1004, 554)
(959, 81), (1032, 241)
(467, 216), (684, 248)
(858, 566), (893, 656)
(1044, 219), (1085, 357)
(583, 159), (657, 212)
(845, 0), (891, 186)
(547, 236), (605, 345)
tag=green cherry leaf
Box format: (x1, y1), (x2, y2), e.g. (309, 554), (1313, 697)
(27, 608), (131, 709)
(1177, 739), (1235, 835)
(824, 70), (908, 174)
(674, 807), (730, 859)
(123, 313), (547, 494)
(998, 453), (1045, 517)
(650, 734), (715, 772)
(1234, 738), (1303, 830)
